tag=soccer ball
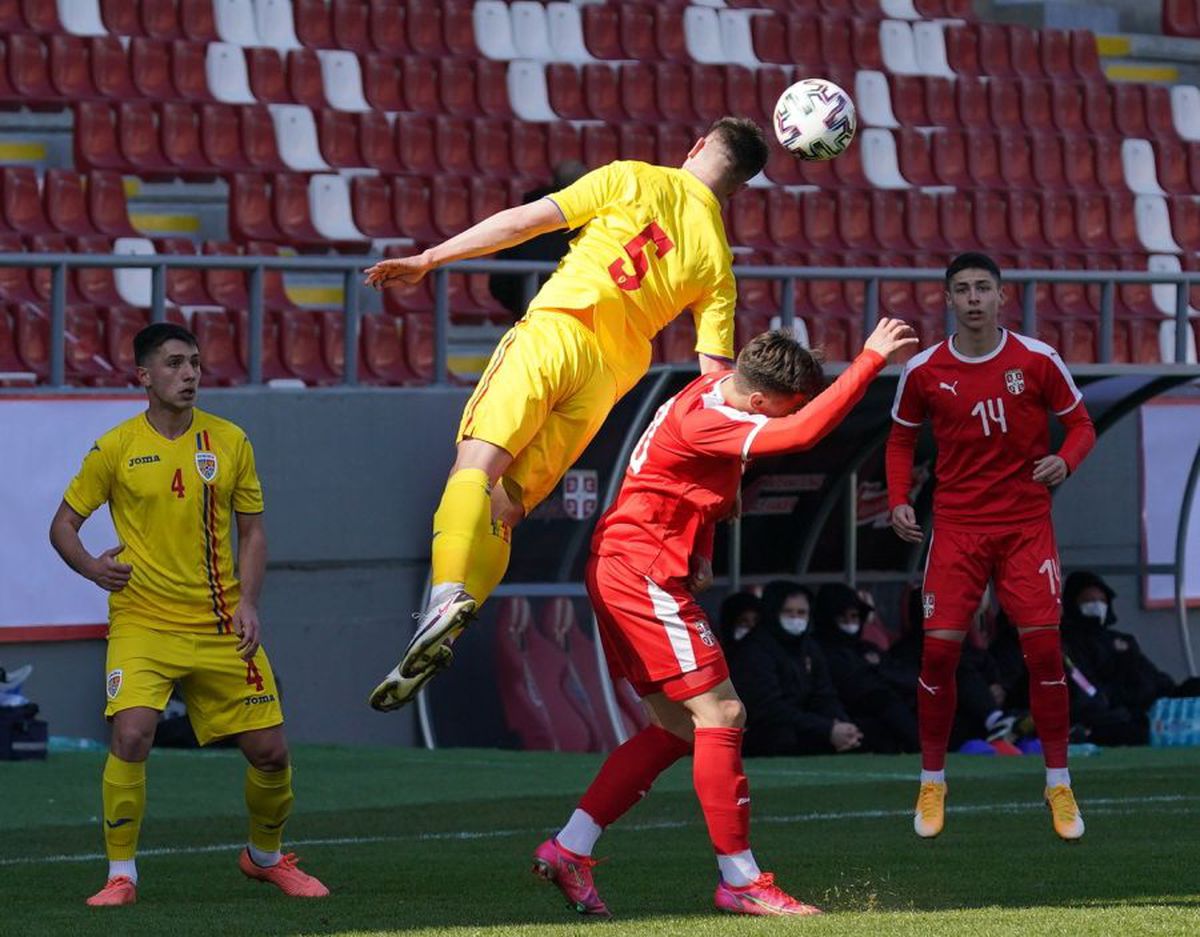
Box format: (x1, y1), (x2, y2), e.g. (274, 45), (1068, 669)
(773, 78), (857, 161)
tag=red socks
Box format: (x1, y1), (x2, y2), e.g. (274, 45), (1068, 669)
(693, 727), (750, 855)
(578, 725), (691, 827)
(1020, 627), (1070, 770)
(918, 635), (962, 772)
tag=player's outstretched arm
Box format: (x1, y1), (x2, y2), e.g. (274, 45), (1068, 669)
(363, 199), (569, 289)
(48, 500), (132, 592)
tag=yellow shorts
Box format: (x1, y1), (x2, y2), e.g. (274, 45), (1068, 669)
(457, 309), (619, 512)
(104, 622), (284, 746)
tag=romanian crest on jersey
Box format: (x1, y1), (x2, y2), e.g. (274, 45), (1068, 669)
(195, 450), (218, 483)
(1004, 368), (1026, 395)
(106, 668), (123, 700)
(562, 469), (598, 520)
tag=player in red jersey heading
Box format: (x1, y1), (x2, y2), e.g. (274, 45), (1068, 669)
(531, 319), (917, 919)
(886, 252), (1096, 841)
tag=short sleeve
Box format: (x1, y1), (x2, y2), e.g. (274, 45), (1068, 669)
(1040, 348), (1083, 415)
(691, 262), (736, 361)
(546, 163), (626, 231)
(891, 360), (927, 427)
(232, 436), (265, 514)
(63, 440), (115, 518)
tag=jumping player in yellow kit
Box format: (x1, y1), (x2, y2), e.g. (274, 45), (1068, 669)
(49, 323), (328, 906)
(364, 118), (770, 710)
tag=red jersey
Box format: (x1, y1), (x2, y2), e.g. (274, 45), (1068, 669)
(888, 329), (1092, 527)
(592, 350), (886, 584)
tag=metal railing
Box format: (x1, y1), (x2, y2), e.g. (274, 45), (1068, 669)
(2, 252), (1200, 387)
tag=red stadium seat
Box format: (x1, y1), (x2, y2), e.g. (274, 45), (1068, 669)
(199, 103), (249, 172)
(294, 0), (334, 48)
(66, 306), (123, 385)
(12, 302), (50, 381)
(117, 101), (174, 176)
(352, 111), (397, 173)
(101, 307), (152, 383)
(279, 309), (337, 385)
(1009, 24), (1043, 78)
(8, 34), (55, 104)
(618, 123), (656, 163)
(242, 240), (298, 310)
(871, 190), (910, 252)
(28, 233), (84, 303)
(153, 237), (215, 306)
(977, 23), (1014, 78)
(180, 0), (218, 41)
(201, 240), (248, 309)
(924, 76), (958, 127)
(954, 74), (989, 129)
(546, 64), (586, 121)
(752, 12), (788, 64)
(729, 189), (771, 249)
(1145, 85), (1178, 139)
(620, 62), (659, 123)
(44, 170), (95, 237)
(247, 47), (291, 104)
(1029, 131), (1066, 191)
(889, 75), (928, 127)
(1049, 81), (1086, 135)
(141, 0), (180, 40)
(851, 17), (884, 70)
(350, 175), (396, 238)
(230, 173), (282, 243)
(582, 124), (616, 170)
(801, 191), (840, 250)
(1108, 194), (1142, 252)
(1074, 192), (1114, 251)
(1018, 79), (1053, 131)
(818, 16), (853, 71)
(48, 36), (97, 101)
(832, 142), (871, 189)
(191, 309), (246, 386)
(406, 0), (444, 57)
(1040, 191), (1081, 250)
(972, 189), (1015, 250)
(1082, 81), (1116, 136)
(894, 128), (937, 186)
(129, 37), (173, 100)
(986, 79), (1022, 131)
(964, 129), (1002, 189)
(1040, 28), (1073, 81)
(234, 307), (289, 381)
(1069, 30), (1105, 82)
(582, 4), (621, 59)
(1155, 139), (1193, 195)
(286, 49), (326, 110)
(22, 0), (62, 35)
(443, 0), (476, 57)
(85, 38), (136, 102)
(471, 118), (511, 177)
(763, 141), (801, 185)
(476, 59), (512, 119)
(905, 189), (946, 251)
(469, 176), (507, 226)
(431, 175), (469, 238)
(1061, 134), (1098, 191)
(1189, 142), (1200, 191)
(944, 23), (980, 75)
(71, 236), (124, 307)
(724, 65), (759, 123)
(2, 168), (51, 236)
(1112, 83), (1149, 138)
(368, 0), (407, 55)
(582, 64), (622, 123)
(435, 115), (473, 175)
(316, 108), (363, 169)
(391, 174), (437, 242)
(654, 63), (694, 124)
(401, 55), (439, 115)
(619, 3), (656, 61)
(394, 113), (437, 174)
(997, 130), (1035, 190)
(512, 120), (550, 176)
(162, 101), (214, 177)
(0, 235), (38, 304)
(440, 58), (479, 118)
(837, 189), (876, 250)
(656, 4), (689, 63)
(271, 174), (324, 247)
(937, 190), (973, 248)
(1094, 136), (1125, 191)
(240, 104), (287, 173)
(758, 66), (789, 126)
(0, 0), (24, 34)
(1169, 196), (1200, 251)
(170, 39), (213, 102)
(361, 53), (401, 112)
(786, 14), (823, 70)
(690, 65), (725, 124)
(547, 120), (580, 168)
(360, 312), (417, 385)
(931, 130), (971, 188)
(402, 310), (434, 382)
(766, 188), (803, 250)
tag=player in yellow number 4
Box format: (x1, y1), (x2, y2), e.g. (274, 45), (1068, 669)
(363, 118), (770, 711)
(49, 323), (329, 906)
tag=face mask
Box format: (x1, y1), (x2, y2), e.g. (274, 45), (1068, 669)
(838, 621), (861, 636)
(1079, 601), (1108, 622)
(779, 616), (808, 636)
(732, 625), (751, 642)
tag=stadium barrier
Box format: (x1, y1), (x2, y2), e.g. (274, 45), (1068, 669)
(3, 253), (1200, 387)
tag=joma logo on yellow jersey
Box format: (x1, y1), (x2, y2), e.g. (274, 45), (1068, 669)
(127, 454), (162, 467)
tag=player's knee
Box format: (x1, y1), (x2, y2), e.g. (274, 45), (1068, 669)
(247, 742), (289, 773)
(110, 723), (154, 762)
(694, 697), (745, 730)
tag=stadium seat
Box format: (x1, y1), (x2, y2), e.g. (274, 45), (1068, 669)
(440, 58), (479, 119)
(98, 306), (149, 384)
(278, 309), (337, 385)
(1113, 84), (1150, 139)
(152, 237), (214, 306)
(547, 600), (623, 751)
(389, 174), (436, 242)
(1123, 139), (1166, 196)
(818, 15), (854, 71)
(293, 0), (333, 48)
(860, 129), (910, 189)
(905, 189), (945, 251)
(765, 188), (803, 250)
(544, 1), (592, 64)
(331, 0), (371, 53)
(401, 55), (439, 116)
(25, 0), (64, 35)
(6, 34), (55, 104)
(2, 168), (51, 236)
(1029, 131), (1066, 191)
(26, 234), (84, 304)
(1109, 193), (1144, 252)
(180, 0), (218, 41)
(801, 191), (840, 250)
(953, 74), (989, 130)
(126, 37), (173, 101)
(230, 173), (283, 242)
(317, 49), (370, 112)
(270, 104), (331, 172)
(1135, 195), (1182, 253)
(111, 236), (156, 308)
(191, 309), (247, 385)
(196, 103), (247, 172)
(682, 7), (725, 65)
(473, 0), (517, 61)
(213, 0), (259, 46)
(721, 8), (764, 68)
(855, 71), (899, 129)
(349, 112), (395, 174)
(545, 63), (585, 121)
(360, 53), (402, 112)
(943, 23), (980, 75)
(200, 240), (247, 308)
(47, 36), (97, 101)
(494, 597), (562, 752)
(582, 63), (622, 123)
(434, 115), (474, 175)
(406, 0), (444, 57)
(1170, 85), (1200, 141)
(84, 37), (135, 102)
(970, 189), (1014, 251)
(912, 21), (956, 79)
(977, 23), (1014, 78)
(1168, 197), (1200, 251)
(581, 123), (616, 171)
(285, 48), (326, 110)
(476, 59), (513, 120)
(651, 63), (693, 124)
(1060, 134), (1098, 191)
(468, 117), (510, 177)
(838, 189), (877, 250)
(233, 307), (289, 381)
(895, 130), (940, 188)
(59, 0), (107, 36)
(931, 130), (971, 188)
(430, 175), (470, 240)
(240, 104), (287, 172)
(1040, 191), (1081, 250)
(757, 65), (789, 123)
(1145, 86), (1177, 140)
(243, 239), (299, 310)
(255, 0), (302, 50)
(987, 79), (1022, 132)
(98, 0), (139, 35)
(359, 312), (415, 385)
(1018, 79), (1053, 132)
(924, 76), (958, 127)
(71, 235), (124, 307)
(937, 190), (973, 248)
(620, 62), (659, 123)
(163, 101), (216, 178)
(724, 65), (759, 123)
(116, 101), (173, 176)
(349, 175), (396, 238)
(1039, 28), (1073, 81)
(366, 0), (406, 55)
(270, 173), (325, 247)
(545, 119), (579, 169)
(618, 123), (656, 164)
(506, 61), (556, 123)
(172, 39), (215, 101)
(1010, 24), (1043, 78)
(1070, 29), (1105, 82)
(784, 13), (821, 71)
(443, 0), (476, 57)
(66, 305), (124, 385)
(751, 12), (787, 64)
(879, 19), (919, 75)
(510, 1), (553, 61)
(888, 75), (927, 127)
(998, 130), (1035, 190)
(316, 109), (363, 169)
(1074, 192), (1114, 251)
(44, 170), (95, 238)
(964, 129), (1002, 189)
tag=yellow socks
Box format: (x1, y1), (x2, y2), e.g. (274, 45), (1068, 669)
(465, 518), (512, 607)
(101, 754), (146, 865)
(431, 468), (493, 592)
(245, 764), (294, 859)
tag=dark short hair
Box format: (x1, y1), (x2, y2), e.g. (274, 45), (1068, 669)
(134, 322), (198, 366)
(945, 252), (1002, 287)
(735, 330), (825, 398)
(707, 117), (770, 186)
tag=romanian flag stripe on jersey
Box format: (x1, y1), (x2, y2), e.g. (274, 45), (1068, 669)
(64, 408), (263, 632)
(461, 322), (522, 437)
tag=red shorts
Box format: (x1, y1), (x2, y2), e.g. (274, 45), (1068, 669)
(585, 553), (728, 702)
(922, 519), (1062, 630)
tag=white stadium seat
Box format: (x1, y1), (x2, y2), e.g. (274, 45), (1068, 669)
(309, 175), (367, 243)
(269, 104), (331, 172)
(880, 20), (922, 76)
(510, 2), (556, 62)
(1170, 85), (1200, 142)
(206, 42), (256, 105)
(253, 0), (302, 51)
(113, 238), (157, 308)
(855, 71), (900, 128)
(318, 51), (371, 113)
(213, 0), (260, 47)
(861, 129), (911, 189)
(546, 3), (596, 63)
(506, 61), (557, 122)
(474, 1), (519, 61)
(912, 22), (957, 80)
(56, 0), (108, 36)
(718, 10), (762, 68)
(1122, 139), (1166, 196)
(684, 6), (727, 65)
(1136, 196), (1182, 254)
(881, 0), (922, 20)
(1149, 254), (1197, 317)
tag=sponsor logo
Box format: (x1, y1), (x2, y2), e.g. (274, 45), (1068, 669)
(105, 818), (133, 829)
(127, 454), (161, 467)
(1004, 368), (1025, 395)
(562, 469), (598, 520)
(922, 593), (935, 619)
(106, 669), (123, 700)
(938, 381), (959, 396)
(736, 797), (751, 806)
(195, 450), (218, 483)
(244, 693), (277, 706)
(693, 619), (717, 647)
(918, 678), (939, 696)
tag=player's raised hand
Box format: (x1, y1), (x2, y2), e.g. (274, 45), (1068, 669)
(232, 603), (261, 660)
(864, 317), (919, 362)
(890, 504), (924, 543)
(1032, 454), (1068, 487)
(90, 544), (132, 592)
(687, 554), (714, 594)
(363, 252), (433, 290)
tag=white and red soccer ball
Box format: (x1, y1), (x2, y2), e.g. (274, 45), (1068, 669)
(773, 78), (857, 161)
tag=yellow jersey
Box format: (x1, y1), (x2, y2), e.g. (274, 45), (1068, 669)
(539, 160), (737, 394)
(63, 408), (264, 633)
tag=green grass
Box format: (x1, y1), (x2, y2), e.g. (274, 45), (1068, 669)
(2, 746), (1199, 936)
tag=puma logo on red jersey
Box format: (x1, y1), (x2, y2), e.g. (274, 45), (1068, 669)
(938, 381), (959, 396)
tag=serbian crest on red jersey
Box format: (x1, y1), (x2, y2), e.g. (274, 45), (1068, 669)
(693, 619), (717, 647)
(563, 469), (598, 520)
(195, 450), (218, 483)
(1004, 368), (1026, 395)
(923, 593), (936, 619)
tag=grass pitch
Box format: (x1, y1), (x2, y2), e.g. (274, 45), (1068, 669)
(2, 745), (1198, 936)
